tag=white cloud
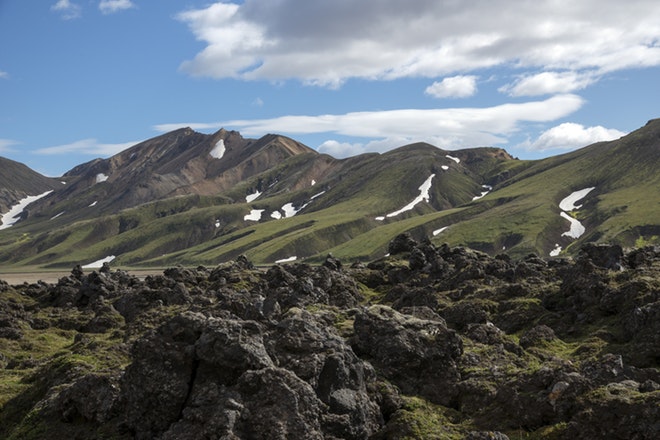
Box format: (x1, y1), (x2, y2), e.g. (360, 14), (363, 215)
(35, 138), (138, 156)
(157, 94), (584, 156)
(0, 139), (19, 153)
(176, 1), (660, 86)
(318, 140), (363, 158)
(51, 0), (82, 20)
(0, 71), (9, 80)
(425, 76), (478, 98)
(500, 71), (599, 96)
(99, 0), (136, 15)
(153, 121), (222, 133)
(527, 122), (626, 151)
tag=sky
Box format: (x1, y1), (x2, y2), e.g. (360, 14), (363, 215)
(1, 0), (659, 177)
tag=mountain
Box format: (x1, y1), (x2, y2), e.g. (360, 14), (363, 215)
(442, 118), (660, 255)
(0, 119), (658, 269)
(0, 157), (61, 214)
(29, 128), (324, 219)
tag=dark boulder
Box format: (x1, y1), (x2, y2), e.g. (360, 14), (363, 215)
(580, 243), (624, 270)
(388, 233), (417, 255)
(351, 305), (463, 406)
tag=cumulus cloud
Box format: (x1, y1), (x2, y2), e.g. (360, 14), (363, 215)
(156, 94), (584, 156)
(425, 76), (478, 98)
(318, 140), (364, 158)
(51, 0), (82, 20)
(99, 0), (136, 15)
(500, 71), (599, 96)
(176, 0), (660, 86)
(35, 138), (138, 156)
(527, 123), (626, 151)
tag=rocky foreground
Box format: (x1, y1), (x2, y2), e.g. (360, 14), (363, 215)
(1, 235), (659, 439)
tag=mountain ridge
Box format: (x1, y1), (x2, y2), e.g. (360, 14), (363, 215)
(0, 119), (658, 268)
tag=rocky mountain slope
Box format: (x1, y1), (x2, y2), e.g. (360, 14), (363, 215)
(0, 157), (61, 214)
(1, 237), (658, 439)
(0, 119), (658, 269)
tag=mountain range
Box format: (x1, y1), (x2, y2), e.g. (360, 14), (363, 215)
(0, 118), (658, 269)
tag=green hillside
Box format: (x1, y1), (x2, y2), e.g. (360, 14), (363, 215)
(0, 119), (658, 269)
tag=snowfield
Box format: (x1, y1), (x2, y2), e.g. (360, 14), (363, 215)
(472, 185), (493, 201)
(96, 173), (109, 183)
(82, 255), (116, 269)
(559, 187), (595, 211)
(281, 203), (299, 218)
(446, 155), (460, 163)
(433, 226), (448, 236)
(275, 256), (297, 263)
(550, 244), (562, 257)
(245, 191), (261, 203)
(210, 139), (226, 159)
(50, 212), (65, 220)
(550, 186), (595, 255)
(375, 174), (435, 220)
(0, 190), (53, 230)
(560, 212), (586, 239)
(244, 209), (264, 221)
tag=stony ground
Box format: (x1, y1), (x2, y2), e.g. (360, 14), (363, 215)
(1, 235), (658, 439)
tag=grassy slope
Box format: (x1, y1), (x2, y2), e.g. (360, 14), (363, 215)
(0, 121), (658, 268)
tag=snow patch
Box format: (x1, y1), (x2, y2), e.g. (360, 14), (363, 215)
(282, 203), (299, 218)
(472, 185), (493, 201)
(50, 211), (65, 220)
(270, 211), (282, 219)
(82, 255), (116, 269)
(244, 209), (264, 221)
(550, 186), (595, 254)
(433, 226), (448, 236)
(311, 179), (316, 186)
(441, 165), (449, 171)
(275, 256), (297, 264)
(246, 191), (261, 203)
(310, 191), (325, 200)
(96, 173), (109, 183)
(376, 174), (435, 220)
(559, 187), (595, 211)
(89, 201), (98, 207)
(0, 190), (54, 230)
(61, 181), (66, 185)
(215, 220), (221, 228)
(560, 212), (586, 239)
(550, 244), (562, 257)
(446, 155), (460, 163)
(210, 139), (226, 159)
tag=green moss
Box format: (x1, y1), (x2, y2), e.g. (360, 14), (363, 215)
(383, 396), (473, 439)
(504, 422), (569, 440)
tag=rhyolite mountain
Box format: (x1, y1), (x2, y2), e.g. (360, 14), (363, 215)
(0, 157), (61, 214)
(0, 119), (658, 268)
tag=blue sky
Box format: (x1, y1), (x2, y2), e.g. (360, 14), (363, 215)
(1, 0), (659, 176)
